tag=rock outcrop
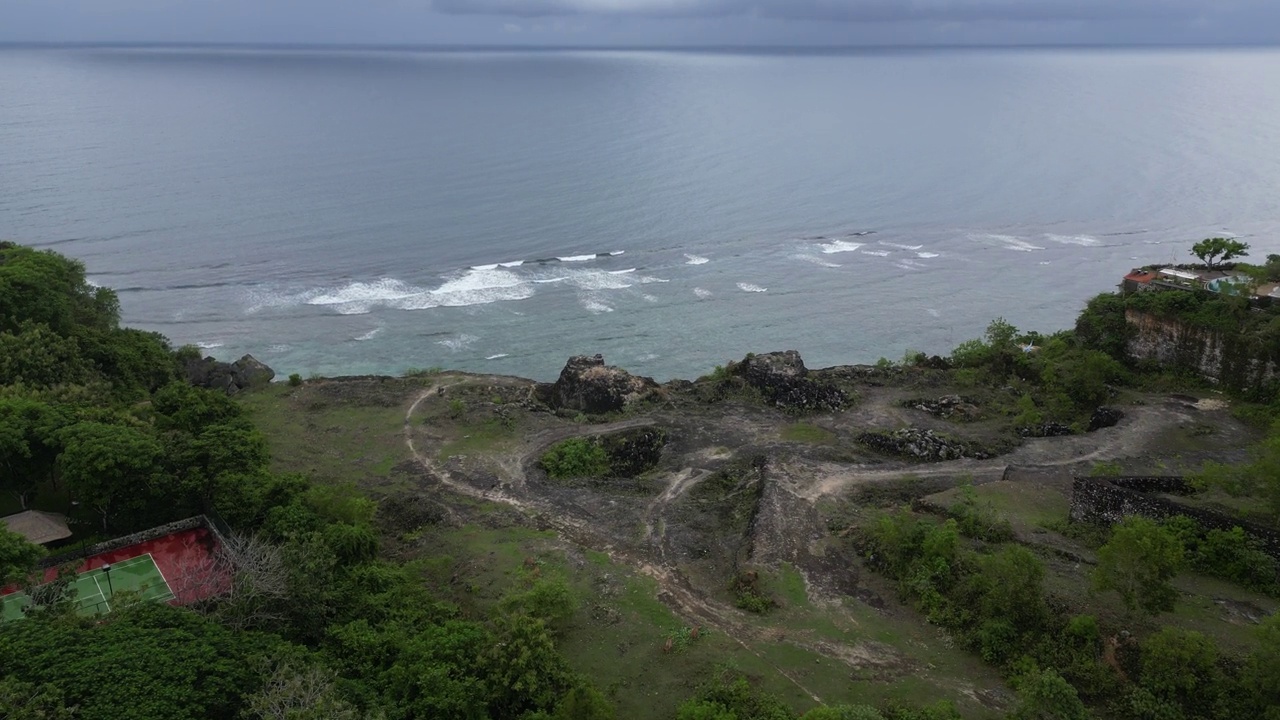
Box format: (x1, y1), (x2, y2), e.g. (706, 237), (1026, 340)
(1017, 422), (1074, 438)
(904, 395), (980, 421)
(731, 351), (846, 414)
(542, 354), (658, 415)
(1088, 406), (1125, 432)
(857, 427), (993, 462)
(599, 427), (669, 477)
(182, 354), (275, 395)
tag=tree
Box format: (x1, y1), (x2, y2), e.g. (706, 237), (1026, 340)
(1011, 668), (1088, 720)
(483, 613), (572, 717)
(0, 398), (67, 508)
(58, 421), (164, 529)
(0, 676), (77, 720)
(0, 525), (44, 585)
(1093, 516), (1184, 615)
(1191, 237), (1250, 269)
(1139, 627), (1222, 718)
(553, 684), (616, 720)
(244, 660), (370, 720)
(1243, 613), (1280, 720)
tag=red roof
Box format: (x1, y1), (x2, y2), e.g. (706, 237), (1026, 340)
(1124, 270), (1158, 283)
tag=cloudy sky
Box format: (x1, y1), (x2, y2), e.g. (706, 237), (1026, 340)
(2, 0), (1278, 46)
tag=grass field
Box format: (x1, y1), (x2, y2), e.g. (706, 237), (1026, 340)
(2, 554), (174, 622)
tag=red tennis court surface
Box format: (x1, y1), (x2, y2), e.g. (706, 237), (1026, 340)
(2, 526), (231, 608)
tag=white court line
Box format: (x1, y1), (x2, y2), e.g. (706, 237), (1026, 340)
(91, 574), (109, 614)
(145, 553), (176, 601)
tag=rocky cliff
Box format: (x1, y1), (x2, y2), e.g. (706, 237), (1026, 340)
(1125, 309), (1276, 391)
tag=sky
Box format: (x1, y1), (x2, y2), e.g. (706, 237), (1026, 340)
(2, 0), (1279, 46)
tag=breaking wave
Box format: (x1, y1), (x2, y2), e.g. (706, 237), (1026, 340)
(737, 282), (767, 293)
(684, 254), (709, 265)
(819, 240), (863, 254)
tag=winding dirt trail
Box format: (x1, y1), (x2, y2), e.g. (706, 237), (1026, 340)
(403, 383), (831, 703)
(401, 380), (1213, 707)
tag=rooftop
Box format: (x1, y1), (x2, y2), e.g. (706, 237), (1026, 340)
(1, 510), (72, 545)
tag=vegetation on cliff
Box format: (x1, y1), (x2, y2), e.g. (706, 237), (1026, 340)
(6, 241), (1280, 720)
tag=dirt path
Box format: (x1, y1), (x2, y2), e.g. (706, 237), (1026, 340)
(799, 402), (1199, 501)
(404, 384), (831, 703)
(401, 379), (1217, 708)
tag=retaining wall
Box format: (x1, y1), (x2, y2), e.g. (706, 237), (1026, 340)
(1070, 476), (1280, 558)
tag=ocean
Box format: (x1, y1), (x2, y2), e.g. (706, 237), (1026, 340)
(2, 45), (1279, 381)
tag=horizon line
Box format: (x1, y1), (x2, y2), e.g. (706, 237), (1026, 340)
(2, 40), (1280, 52)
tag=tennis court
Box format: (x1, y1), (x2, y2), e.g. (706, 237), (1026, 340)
(1, 553), (175, 622)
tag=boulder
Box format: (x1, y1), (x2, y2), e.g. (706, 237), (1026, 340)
(1088, 407), (1125, 432)
(543, 354), (658, 415)
(731, 351), (846, 414)
(183, 354), (275, 395)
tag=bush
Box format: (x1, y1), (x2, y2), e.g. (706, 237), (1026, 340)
(287, 373), (302, 387)
(540, 438), (610, 479)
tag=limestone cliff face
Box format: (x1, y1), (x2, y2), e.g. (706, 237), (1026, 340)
(1125, 309), (1276, 389)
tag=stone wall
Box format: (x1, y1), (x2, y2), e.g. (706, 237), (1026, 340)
(1070, 476), (1280, 558)
(1125, 309), (1277, 390)
(40, 515), (214, 569)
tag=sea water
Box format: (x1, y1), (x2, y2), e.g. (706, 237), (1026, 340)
(2, 46), (1279, 380)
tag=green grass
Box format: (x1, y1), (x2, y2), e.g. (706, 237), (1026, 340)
(237, 381), (410, 488)
(437, 418), (519, 460)
(927, 481), (1070, 530)
(781, 423), (836, 444)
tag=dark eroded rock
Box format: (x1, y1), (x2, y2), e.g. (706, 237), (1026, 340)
(904, 395), (981, 421)
(731, 351), (846, 414)
(542, 354), (658, 415)
(599, 427), (669, 477)
(1017, 422), (1074, 438)
(183, 354), (275, 395)
(857, 427), (992, 462)
(1089, 406), (1125, 432)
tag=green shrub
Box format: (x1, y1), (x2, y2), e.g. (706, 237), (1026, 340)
(287, 373), (302, 387)
(540, 438), (610, 479)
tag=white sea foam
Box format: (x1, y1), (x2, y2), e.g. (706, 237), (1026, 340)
(641, 293), (658, 303)
(354, 327), (384, 341)
(485, 353), (509, 360)
(437, 334), (478, 352)
(970, 233), (1045, 252)
(267, 344), (291, 353)
(582, 298), (614, 313)
(893, 262), (918, 271)
(684, 254), (710, 265)
(926, 308), (941, 317)
(916, 252), (940, 259)
(609, 268), (637, 275)
(470, 263), (499, 271)
(693, 287), (712, 299)
(819, 240), (863, 254)
(880, 241), (924, 251)
(559, 254), (596, 262)
(861, 250), (891, 257)
(196, 341), (225, 349)
(307, 278), (423, 315)
(499, 260), (524, 267)
(562, 269), (635, 291)
(737, 282), (767, 293)
(608, 250), (625, 256)
(791, 253), (840, 268)
(1045, 234), (1100, 247)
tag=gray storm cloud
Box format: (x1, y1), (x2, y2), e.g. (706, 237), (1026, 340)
(430, 0), (1223, 22)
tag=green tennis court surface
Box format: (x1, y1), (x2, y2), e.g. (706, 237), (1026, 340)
(1, 554), (175, 622)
